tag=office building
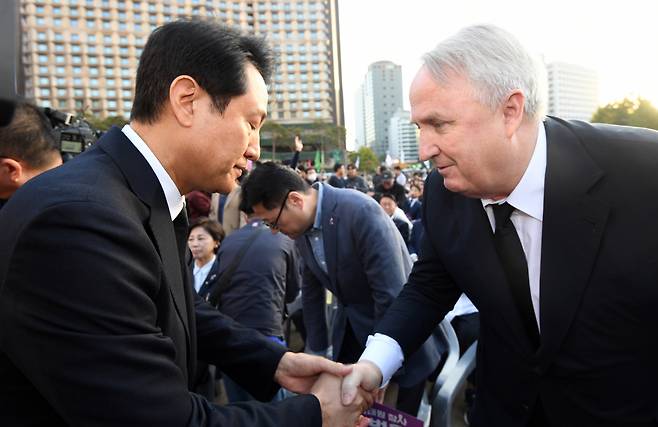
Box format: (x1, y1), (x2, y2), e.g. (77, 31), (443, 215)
(355, 60), (403, 158)
(388, 109), (418, 163)
(547, 61), (599, 121)
(20, 0), (344, 128)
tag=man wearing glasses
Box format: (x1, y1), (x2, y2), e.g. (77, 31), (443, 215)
(241, 162), (441, 415)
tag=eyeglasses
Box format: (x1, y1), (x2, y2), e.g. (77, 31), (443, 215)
(264, 190), (292, 230)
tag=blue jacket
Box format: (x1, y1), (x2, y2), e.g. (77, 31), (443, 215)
(297, 183), (440, 387)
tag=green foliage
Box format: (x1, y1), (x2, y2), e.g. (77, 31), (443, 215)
(260, 120), (346, 163)
(84, 114), (129, 131)
(591, 97), (658, 130)
(347, 146), (378, 174)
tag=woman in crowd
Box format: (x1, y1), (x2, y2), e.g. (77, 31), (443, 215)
(188, 217), (225, 299)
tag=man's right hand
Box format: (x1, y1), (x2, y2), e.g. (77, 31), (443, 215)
(311, 372), (374, 427)
(340, 360), (383, 406)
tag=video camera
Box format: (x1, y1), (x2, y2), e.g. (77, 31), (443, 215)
(42, 108), (100, 162)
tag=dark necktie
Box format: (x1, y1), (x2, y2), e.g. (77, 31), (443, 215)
(173, 207), (189, 265)
(491, 202), (540, 348)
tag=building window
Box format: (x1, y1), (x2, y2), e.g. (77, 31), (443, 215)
(39, 66), (49, 74)
(56, 66), (65, 74)
(40, 88), (51, 97)
(57, 88), (67, 96)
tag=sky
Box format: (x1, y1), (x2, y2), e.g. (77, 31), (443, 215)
(337, 0), (658, 149)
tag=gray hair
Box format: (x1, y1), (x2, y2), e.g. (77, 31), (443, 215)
(422, 24), (547, 120)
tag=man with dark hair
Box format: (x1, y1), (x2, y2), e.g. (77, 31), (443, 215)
(0, 20), (368, 427)
(241, 162), (441, 415)
(345, 163), (368, 193)
(327, 162), (346, 188)
(0, 101), (61, 208)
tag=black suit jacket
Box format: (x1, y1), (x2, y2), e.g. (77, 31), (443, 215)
(377, 117), (658, 426)
(0, 127), (320, 426)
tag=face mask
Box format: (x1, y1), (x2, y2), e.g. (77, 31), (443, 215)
(307, 172), (317, 181)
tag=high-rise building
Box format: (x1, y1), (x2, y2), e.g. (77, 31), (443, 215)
(355, 60), (403, 158)
(353, 81), (365, 149)
(388, 109), (418, 163)
(547, 61), (599, 121)
(19, 0), (343, 128)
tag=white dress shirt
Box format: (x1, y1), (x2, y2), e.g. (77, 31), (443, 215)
(121, 124), (185, 220)
(360, 123), (547, 386)
(193, 255), (216, 293)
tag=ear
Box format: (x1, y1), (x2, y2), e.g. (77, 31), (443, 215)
(0, 158), (23, 198)
(502, 90), (525, 137)
(287, 191), (304, 209)
(168, 75), (201, 128)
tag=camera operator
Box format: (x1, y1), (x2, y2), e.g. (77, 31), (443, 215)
(0, 101), (61, 209)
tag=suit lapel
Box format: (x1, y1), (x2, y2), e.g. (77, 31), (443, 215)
(321, 185), (340, 296)
(98, 127), (192, 344)
(537, 117), (607, 366)
(457, 196), (536, 350)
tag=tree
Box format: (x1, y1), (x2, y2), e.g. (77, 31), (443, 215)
(347, 146), (378, 174)
(591, 97), (658, 130)
(261, 121), (293, 161)
(84, 114), (128, 131)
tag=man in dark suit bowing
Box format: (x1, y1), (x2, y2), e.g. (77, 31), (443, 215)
(341, 24), (658, 427)
(241, 162), (441, 416)
(0, 20), (370, 427)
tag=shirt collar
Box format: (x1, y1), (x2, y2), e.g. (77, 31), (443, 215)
(121, 124), (185, 221)
(481, 121), (546, 221)
(193, 255), (216, 275)
(311, 182), (324, 231)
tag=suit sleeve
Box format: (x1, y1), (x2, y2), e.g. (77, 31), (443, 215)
(376, 173), (462, 358)
(194, 294), (287, 401)
(351, 201), (407, 321)
(0, 202), (320, 426)
(301, 262), (329, 353)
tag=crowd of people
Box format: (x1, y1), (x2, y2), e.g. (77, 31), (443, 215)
(1, 17), (657, 427)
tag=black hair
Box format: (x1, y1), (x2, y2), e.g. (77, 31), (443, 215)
(0, 101), (59, 169)
(379, 193), (397, 203)
(131, 19), (274, 123)
(188, 217), (225, 253)
(347, 163), (357, 170)
(240, 162), (309, 214)
(333, 163), (343, 172)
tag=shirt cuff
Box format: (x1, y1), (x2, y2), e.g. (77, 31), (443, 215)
(359, 333), (404, 388)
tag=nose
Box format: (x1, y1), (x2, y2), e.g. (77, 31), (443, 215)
(418, 132), (440, 162)
(245, 131), (261, 161)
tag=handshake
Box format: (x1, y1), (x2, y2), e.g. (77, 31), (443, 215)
(274, 352), (385, 427)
